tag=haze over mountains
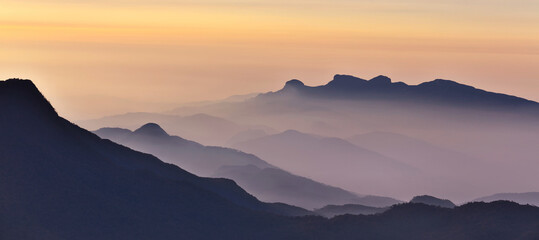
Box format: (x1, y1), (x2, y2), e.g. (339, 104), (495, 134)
(80, 74), (539, 203)
(233, 129), (421, 199)
(82, 112), (275, 146)
(94, 123), (401, 209)
(2, 78), (539, 239)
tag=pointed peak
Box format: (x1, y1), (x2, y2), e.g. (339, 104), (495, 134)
(284, 79), (305, 88)
(134, 123), (169, 137)
(369, 75), (392, 85)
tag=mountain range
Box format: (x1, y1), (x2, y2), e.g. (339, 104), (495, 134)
(2, 78), (539, 239)
(259, 74), (539, 111)
(75, 74), (539, 203)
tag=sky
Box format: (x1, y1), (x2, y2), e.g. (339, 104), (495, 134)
(1, 0), (538, 120)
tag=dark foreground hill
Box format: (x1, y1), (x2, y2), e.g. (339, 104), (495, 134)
(1, 79), (539, 240)
(307, 201), (539, 239)
(0, 79), (309, 239)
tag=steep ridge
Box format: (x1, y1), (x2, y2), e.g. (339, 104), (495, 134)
(0, 79), (311, 239)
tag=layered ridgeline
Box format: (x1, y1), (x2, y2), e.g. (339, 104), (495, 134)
(2, 79), (539, 239)
(80, 112), (276, 146)
(259, 74), (538, 109)
(232, 129), (422, 199)
(94, 124), (401, 209)
(164, 74), (539, 203)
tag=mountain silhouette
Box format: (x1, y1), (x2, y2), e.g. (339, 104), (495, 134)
(2, 79), (539, 239)
(95, 124), (381, 209)
(133, 122), (169, 136)
(260, 74), (539, 110)
(0, 79), (313, 239)
(410, 195), (457, 208)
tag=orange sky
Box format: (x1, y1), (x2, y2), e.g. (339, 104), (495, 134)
(1, 0), (538, 120)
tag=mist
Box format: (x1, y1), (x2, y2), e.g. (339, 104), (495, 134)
(81, 75), (539, 203)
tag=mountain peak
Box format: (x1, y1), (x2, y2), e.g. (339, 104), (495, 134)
(369, 75), (392, 85)
(284, 79), (305, 88)
(410, 195), (456, 208)
(0, 78), (58, 120)
(327, 74), (368, 88)
(133, 123), (169, 137)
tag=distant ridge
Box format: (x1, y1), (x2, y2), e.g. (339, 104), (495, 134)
(259, 74), (538, 110)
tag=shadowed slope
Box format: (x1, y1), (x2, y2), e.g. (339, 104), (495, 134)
(0, 79), (313, 240)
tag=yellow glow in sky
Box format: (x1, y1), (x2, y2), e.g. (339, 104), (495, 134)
(1, 0), (538, 120)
